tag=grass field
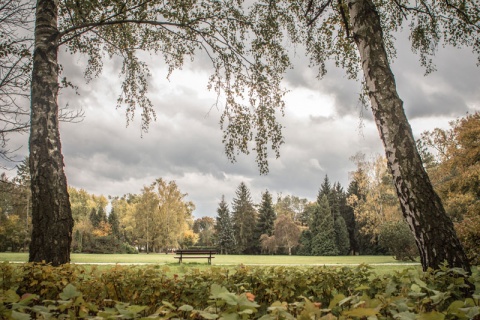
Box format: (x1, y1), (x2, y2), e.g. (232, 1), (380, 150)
(0, 252), (421, 275)
(0, 252), (419, 265)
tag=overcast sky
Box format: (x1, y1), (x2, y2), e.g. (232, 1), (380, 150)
(5, 28), (480, 218)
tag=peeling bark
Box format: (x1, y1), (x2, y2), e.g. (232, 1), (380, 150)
(348, 0), (471, 272)
(29, 0), (73, 266)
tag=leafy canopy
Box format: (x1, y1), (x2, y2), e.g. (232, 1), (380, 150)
(56, 0), (291, 173)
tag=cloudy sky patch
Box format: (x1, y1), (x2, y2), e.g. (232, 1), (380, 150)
(3, 24), (479, 218)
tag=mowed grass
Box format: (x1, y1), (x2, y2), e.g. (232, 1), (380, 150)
(0, 252), (420, 275)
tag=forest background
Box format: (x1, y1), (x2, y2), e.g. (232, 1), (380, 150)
(1, 112), (478, 264)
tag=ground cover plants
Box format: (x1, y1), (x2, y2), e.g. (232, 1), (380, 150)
(0, 262), (478, 319)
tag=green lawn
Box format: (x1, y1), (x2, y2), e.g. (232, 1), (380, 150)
(0, 252), (419, 265)
(0, 252), (424, 276)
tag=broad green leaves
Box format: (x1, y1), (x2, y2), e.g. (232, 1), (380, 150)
(0, 263), (479, 319)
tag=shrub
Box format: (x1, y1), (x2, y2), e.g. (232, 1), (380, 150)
(378, 220), (419, 261)
(0, 262), (478, 319)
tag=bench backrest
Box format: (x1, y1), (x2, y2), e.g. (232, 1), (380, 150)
(175, 249), (217, 254)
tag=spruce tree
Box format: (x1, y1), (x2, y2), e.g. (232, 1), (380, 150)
(256, 190), (276, 236)
(215, 195), (236, 254)
(332, 182), (352, 254)
(310, 195), (338, 256)
(254, 190), (276, 254)
(334, 216), (350, 255)
(297, 230), (313, 255)
(317, 175), (332, 205)
(231, 182), (258, 254)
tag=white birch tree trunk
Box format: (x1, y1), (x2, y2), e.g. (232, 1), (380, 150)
(348, 0), (471, 272)
(29, 0), (73, 266)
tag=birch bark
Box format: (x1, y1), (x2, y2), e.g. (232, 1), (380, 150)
(29, 0), (73, 266)
(348, 0), (471, 272)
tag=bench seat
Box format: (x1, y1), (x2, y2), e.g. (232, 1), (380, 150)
(174, 249), (217, 265)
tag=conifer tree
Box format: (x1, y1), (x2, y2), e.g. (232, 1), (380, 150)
(317, 175), (332, 205)
(231, 182), (258, 254)
(334, 216), (350, 255)
(215, 195), (236, 255)
(254, 190), (277, 254)
(256, 190), (276, 236)
(310, 195), (338, 256)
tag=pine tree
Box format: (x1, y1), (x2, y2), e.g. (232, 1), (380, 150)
(334, 216), (350, 255)
(332, 182), (352, 254)
(215, 195), (236, 254)
(231, 182), (258, 254)
(317, 175), (332, 205)
(256, 190), (276, 236)
(297, 230), (313, 256)
(345, 180), (360, 254)
(310, 195), (338, 256)
(254, 190), (276, 254)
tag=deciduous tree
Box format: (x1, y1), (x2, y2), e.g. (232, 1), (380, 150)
(0, 0), (33, 160)
(27, 0), (289, 265)
(272, 214), (301, 255)
(419, 112), (480, 264)
(193, 216), (216, 247)
(244, 0), (476, 271)
(134, 178), (193, 253)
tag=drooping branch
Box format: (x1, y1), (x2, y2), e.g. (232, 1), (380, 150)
(305, 0), (333, 26)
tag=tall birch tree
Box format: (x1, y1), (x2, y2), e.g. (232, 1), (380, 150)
(28, 0), (289, 265)
(245, 0), (478, 272)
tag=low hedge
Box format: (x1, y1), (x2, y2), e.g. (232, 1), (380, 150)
(0, 262), (478, 319)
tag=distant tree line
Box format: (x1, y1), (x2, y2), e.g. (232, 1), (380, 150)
(0, 113), (478, 261)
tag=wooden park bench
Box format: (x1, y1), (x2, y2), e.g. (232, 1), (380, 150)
(174, 249), (217, 265)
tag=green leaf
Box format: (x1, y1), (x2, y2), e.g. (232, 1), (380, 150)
(162, 300), (176, 309)
(446, 300), (465, 314)
(2, 289), (20, 303)
(414, 278), (428, 289)
(210, 283), (229, 298)
(220, 312), (240, 320)
(126, 305), (148, 314)
(59, 284), (81, 300)
(343, 307), (379, 317)
(197, 311), (219, 319)
(459, 306), (480, 319)
(417, 311), (445, 320)
(329, 294), (346, 309)
(218, 292), (238, 306)
(178, 304), (194, 312)
(393, 311), (416, 320)
(11, 310), (31, 320)
(338, 296), (354, 307)
(355, 285), (370, 291)
(18, 293), (38, 306)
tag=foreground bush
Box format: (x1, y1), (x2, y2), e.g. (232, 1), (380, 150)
(0, 262), (478, 319)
